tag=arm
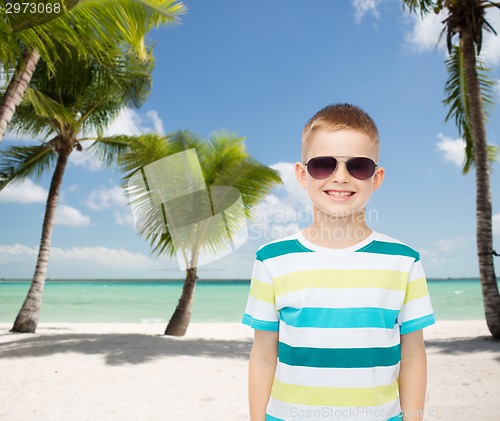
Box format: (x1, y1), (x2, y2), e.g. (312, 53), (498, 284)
(248, 329), (279, 421)
(398, 329), (427, 421)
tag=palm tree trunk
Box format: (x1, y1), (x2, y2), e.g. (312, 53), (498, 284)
(10, 150), (69, 333)
(461, 31), (500, 339)
(164, 267), (198, 336)
(0, 48), (41, 143)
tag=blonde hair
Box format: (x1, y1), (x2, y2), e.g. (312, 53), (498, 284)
(302, 103), (379, 160)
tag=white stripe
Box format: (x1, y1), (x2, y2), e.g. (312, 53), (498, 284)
(276, 288), (405, 311)
(268, 252), (415, 278)
(408, 260), (425, 281)
(279, 325), (401, 349)
(244, 296), (278, 323)
(252, 259), (274, 284)
(397, 296), (434, 325)
(267, 396), (402, 421)
(275, 362), (400, 388)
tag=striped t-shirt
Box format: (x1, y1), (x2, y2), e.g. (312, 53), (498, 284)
(242, 230), (436, 421)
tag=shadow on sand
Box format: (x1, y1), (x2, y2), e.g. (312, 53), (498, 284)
(425, 336), (500, 362)
(0, 332), (253, 366)
(2, 332), (498, 367)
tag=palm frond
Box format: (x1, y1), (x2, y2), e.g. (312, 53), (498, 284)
(211, 158), (282, 219)
(23, 88), (76, 126)
(202, 130), (248, 184)
(440, 0), (498, 54)
(4, 0), (79, 34)
(9, 102), (57, 140)
(401, 0), (437, 16)
(88, 135), (136, 168)
(118, 133), (171, 179)
(7, 40), (154, 144)
(443, 43), (496, 173)
(0, 143), (57, 189)
(119, 130), (282, 263)
(66, 0), (186, 62)
(1, 0), (185, 80)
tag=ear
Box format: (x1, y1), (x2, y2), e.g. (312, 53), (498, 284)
(372, 166), (384, 192)
(295, 161), (307, 189)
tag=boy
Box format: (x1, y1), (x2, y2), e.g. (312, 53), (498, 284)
(242, 104), (436, 421)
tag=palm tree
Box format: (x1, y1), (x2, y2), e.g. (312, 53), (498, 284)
(94, 130), (282, 336)
(0, 0), (186, 142)
(402, 0), (500, 338)
(0, 44), (154, 333)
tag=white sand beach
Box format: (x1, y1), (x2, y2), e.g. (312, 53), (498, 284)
(0, 320), (499, 421)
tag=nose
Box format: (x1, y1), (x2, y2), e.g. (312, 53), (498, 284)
(329, 161), (349, 183)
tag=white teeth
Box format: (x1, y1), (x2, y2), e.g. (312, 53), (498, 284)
(326, 191), (353, 197)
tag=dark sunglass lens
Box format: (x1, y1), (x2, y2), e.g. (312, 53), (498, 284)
(346, 157), (376, 180)
(308, 157), (337, 179)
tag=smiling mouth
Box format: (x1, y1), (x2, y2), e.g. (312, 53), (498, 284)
(324, 190), (355, 197)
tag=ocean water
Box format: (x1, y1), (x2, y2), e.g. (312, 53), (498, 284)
(0, 278), (496, 323)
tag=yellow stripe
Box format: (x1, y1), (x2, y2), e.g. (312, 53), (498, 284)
(404, 277), (429, 304)
(249, 278), (275, 303)
(274, 270), (407, 297)
(271, 378), (398, 407)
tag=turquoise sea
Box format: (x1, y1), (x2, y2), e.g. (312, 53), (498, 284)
(0, 278), (496, 323)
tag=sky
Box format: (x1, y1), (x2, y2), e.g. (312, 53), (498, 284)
(0, 0), (499, 280)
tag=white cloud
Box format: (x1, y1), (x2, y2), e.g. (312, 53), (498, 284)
(69, 149), (104, 172)
(404, 7), (500, 69)
(436, 236), (467, 252)
(250, 193), (302, 241)
(480, 10), (500, 67)
(493, 212), (500, 235)
(404, 9), (447, 52)
(114, 209), (135, 227)
(0, 179), (48, 203)
(0, 244), (37, 264)
(85, 186), (135, 228)
(66, 184), (80, 193)
(419, 248), (457, 269)
(146, 110), (165, 136)
(248, 162), (311, 242)
(270, 162), (310, 208)
(436, 133), (465, 167)
(352, 0), (380, 22)
(54, 205), (91, 227)
(0, 243), (157, 270)
(495, 80), (500, 101)
(51, 246), (153, 268)
(103, 107), (165, 137)
(85, 186), (128, 211)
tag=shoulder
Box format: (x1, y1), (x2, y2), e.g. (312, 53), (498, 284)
(361, 231), (422, 262)
(255, 231), (310, 262)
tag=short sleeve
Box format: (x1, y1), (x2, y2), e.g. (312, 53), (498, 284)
(397, 256), (436, 335)
(241, 251), (279, 331)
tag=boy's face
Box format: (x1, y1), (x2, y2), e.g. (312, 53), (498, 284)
(295, 129), (384, 220)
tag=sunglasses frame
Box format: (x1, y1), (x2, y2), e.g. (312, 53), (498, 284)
(303, 155), (378, 180)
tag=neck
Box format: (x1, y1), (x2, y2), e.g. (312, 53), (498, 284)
(303, 207), (373, 249)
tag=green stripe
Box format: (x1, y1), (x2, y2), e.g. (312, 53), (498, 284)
(356, 240), (420, 261)
(257, 239), (313, 261)
(278, 342), (401, 368)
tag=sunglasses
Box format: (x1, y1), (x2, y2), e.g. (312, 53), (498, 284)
(303, 156), (378, 180)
